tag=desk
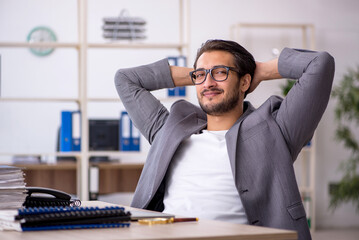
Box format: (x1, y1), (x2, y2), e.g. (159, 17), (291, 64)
(0, 201), (297, 240)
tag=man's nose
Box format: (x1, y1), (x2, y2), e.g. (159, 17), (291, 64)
(203, 72), (217, 88)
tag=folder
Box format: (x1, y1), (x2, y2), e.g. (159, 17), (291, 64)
(167, 57), (177, 96)
(131, 124), (140, 151)
(167, 57), (177, 66)
(119, 112), (131, 151)
(178, 86), (186, 96)
(167, 56), (187, 97)
(176, 56), (187, 67)
(71, 111), (81, 151)
(60, 111), (72, 152)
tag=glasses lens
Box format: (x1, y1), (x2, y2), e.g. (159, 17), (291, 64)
(211, 67), (228, 81)
(193, 70), (206, 83)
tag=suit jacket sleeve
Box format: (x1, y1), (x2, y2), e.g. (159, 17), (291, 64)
(114, 59), (174, 144)
(276, 48), (335, 160)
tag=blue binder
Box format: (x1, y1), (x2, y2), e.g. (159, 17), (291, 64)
(71, 111), (81, 151)
(176, 56), (187, 67)
(131, 124), (140, 151)
(60, 111), (72, 152)
(168, 88), (176, 96)
(120, 111), (131, 151)
(178, 86), (186, 96)
(167, 56), (187, 97)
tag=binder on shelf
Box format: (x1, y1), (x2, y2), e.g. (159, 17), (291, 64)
(131, 123), (140, 151)
(60, 111), (72, 152)
(167, 88), (176, 97)
(178, 86), (186, 96)
(119, 111), (140, 152)
(59, 110), (81, 152)
(167, 56), (187, 97)
(119, 111), (131, 151)
(71, 111), (81, 151)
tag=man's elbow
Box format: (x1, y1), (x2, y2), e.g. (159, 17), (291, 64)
(114, 69), (128, 87)
(318, 51), (335, 76)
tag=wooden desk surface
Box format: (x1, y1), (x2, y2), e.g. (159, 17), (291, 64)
(0, 201), (297, 240)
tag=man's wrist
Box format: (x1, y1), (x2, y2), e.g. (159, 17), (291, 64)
(259, 58), (281, 81)
(170, 65), (194, 87)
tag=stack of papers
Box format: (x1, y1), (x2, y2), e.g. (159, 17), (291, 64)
(102, 11), (146, 40)
(0, 166), (26, 210)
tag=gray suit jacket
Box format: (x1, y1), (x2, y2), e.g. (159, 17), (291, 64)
(115, 48), (335, 240)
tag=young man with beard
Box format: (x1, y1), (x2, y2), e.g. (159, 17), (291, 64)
(115, 39), (335, 240)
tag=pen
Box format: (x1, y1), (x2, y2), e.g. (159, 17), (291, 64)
(171, 217), (198, 223)
(138, 217), (198, 225)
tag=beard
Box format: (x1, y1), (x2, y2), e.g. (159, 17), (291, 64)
(198, 81), (241, 116)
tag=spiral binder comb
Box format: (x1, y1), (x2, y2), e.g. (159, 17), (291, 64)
(16, 206), (131, 231)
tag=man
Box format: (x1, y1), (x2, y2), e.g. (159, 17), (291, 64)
(115, 40), (335, 240)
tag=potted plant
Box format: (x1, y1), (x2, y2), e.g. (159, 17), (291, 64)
(330, 66), (359, 211)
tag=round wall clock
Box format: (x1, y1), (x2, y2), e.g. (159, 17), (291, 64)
(27, 26), (57, 56)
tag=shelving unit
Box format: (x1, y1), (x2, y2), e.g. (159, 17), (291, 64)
(13, 162), (144, 195)
(0, 0), (190, 201)
(231, 23), (317, 231)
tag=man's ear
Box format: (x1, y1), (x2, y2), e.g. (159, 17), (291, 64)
(240, 74), (251, 93)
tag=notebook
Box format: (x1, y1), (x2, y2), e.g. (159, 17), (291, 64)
(0, 206), (131, 231)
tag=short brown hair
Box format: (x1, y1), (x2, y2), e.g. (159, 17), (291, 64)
(194, 39), (256, 97)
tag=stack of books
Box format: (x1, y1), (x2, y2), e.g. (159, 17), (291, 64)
(0, 166), (26, 210)
(102, 11), (146, 40)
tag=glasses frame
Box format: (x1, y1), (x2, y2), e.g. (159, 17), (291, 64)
(189, 65), (240, 85)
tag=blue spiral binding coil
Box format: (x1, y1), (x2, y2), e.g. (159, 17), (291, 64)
(18, 206), (125, 216)
(22, 223), (130, 231)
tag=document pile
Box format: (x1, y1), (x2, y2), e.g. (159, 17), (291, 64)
(0, 166), (26, 210)
(102, 10), (146, 40)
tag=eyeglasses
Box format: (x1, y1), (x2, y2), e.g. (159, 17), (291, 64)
(189, 65), (240, 85)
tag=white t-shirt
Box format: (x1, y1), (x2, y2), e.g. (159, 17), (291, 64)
(163, 130), (248, 224)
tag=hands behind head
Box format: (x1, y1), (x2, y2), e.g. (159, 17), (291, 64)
(246, 59), (281, 95)
(247, 62), (262, 94)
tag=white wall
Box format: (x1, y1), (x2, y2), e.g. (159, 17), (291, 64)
(1, 0), (358, 229)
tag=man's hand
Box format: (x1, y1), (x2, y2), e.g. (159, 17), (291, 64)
(247, 58), (281, 94)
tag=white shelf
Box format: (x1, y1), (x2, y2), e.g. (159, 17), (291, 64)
(87, 96), (186, 103)
(11, 162), (144, 170)
(0, 151), (145, 157)
(0, 152), (81, 157)
(0, 42), (79, 48)
(0, 42), (188, 50)
(0, 97), (188, 103)
(88, 42), (188, 49)
(0, 97), (80, 102)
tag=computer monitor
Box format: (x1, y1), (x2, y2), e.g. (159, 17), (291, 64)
(89, 119), (119, 151)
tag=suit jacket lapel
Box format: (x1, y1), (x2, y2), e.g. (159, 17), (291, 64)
(226, 102), (254, 185)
